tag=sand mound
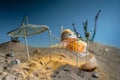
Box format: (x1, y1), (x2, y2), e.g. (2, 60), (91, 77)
(0, 47), (97, 80)
(8, 49), (97, 80)
(0, 41), (26, 53)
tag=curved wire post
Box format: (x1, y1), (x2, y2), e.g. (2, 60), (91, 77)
(48, 30), (52, 61)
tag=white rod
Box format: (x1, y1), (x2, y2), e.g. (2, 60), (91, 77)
(48, 30), (52, 60)
(76, 54), (79, 67)
(24, 36), (30, 60)
(60, 26), (63, 34)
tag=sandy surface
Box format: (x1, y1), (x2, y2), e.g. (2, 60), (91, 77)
(0, 41), (120, 80)
(88, 42), (120, 80)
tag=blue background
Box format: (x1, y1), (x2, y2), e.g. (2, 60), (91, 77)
(0, 0), (120, 48)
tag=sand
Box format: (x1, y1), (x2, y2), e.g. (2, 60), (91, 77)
(0, 41), (120, 80)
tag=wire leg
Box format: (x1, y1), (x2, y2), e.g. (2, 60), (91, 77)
(24, 37), (30, 60)
(48, 30), (52, 61)
(76, 54), (79, 68)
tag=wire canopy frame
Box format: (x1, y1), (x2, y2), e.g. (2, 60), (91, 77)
(7, 15), (49, 60)
(7, 24), (49, 37)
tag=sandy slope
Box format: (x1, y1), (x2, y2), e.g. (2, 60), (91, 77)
(88, 42), (120, 80)
(0, 41), (120, 80)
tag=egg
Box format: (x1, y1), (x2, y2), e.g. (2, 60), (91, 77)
(61, 29), (77, 41)
(61, 29), (87, 53)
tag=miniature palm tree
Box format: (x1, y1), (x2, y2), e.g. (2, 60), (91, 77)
(83, 20), (91, 41)
(83, 10), (101, 42)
